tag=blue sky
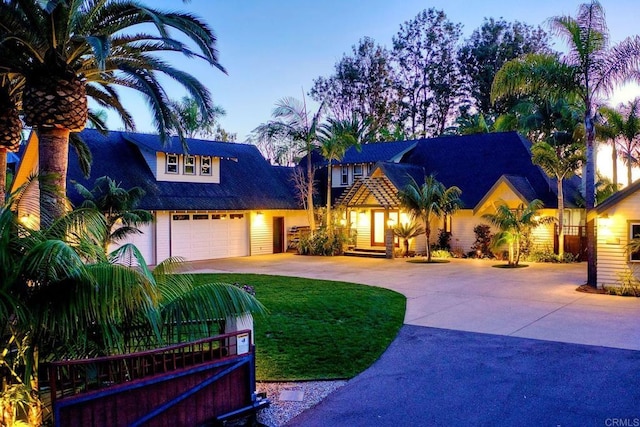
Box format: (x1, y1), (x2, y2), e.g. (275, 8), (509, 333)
(109, 0), (640, 141)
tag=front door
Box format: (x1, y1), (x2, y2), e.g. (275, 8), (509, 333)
(273, 217), (285, 253)
(371, 210), (398, 247)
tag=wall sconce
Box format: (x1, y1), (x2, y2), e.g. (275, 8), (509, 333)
(256, 211), (264, 218)
(598, 213), (611, 228)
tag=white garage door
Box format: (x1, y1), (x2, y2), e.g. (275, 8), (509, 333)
(170, 213), (248, 261)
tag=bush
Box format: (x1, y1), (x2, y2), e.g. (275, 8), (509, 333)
(471, 224), (492, 258)
(605, 269), (640, 297)
(430, 249), (452, 259)
(525, 251), (578, 263)
(435, 229), (451, 250)
(297, 228), (348, 256)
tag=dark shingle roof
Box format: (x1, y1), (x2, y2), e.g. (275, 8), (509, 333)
(376, 163), (425, 191)
(339, 140), (418, 164)
(66, 130), (300, 211)
(124, 133), (239, 158)
(400, 131), (581, 209)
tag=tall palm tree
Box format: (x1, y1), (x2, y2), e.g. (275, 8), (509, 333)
(397, 175), (463, 262)
(318, 116), (369, 231)
(0, 180), (265, 424)
(599, 99), (640, 186)
(0, 0), (224, 225)
(482, 199), (551, 266)
(253, 96), (324, 231)
(168, 96), (228, 139)
(73, 176), (154, 253)
(491, 1), (640, 285)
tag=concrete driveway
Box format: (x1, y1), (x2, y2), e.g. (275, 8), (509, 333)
(187, 254), (640, 350)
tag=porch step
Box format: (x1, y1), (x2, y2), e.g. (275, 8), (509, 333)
(344, 249), (387, 258)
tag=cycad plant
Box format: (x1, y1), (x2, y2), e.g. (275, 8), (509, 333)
(392, 221), (424, 257)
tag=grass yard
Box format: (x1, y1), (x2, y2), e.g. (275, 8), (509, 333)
(193, 273), (405, 381)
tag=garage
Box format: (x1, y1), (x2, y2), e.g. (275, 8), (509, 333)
(170, 212), (249, 261)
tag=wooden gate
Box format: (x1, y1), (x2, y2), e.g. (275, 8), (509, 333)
(47, 330), (268, 426)
(554, 225), (587, 261)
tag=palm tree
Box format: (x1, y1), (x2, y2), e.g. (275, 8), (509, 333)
(397, 175), (463, 262)
(599, 99), (640, 187)
(392, 221), (424, 257)
(73, 176), (154, 253)
(0, 75), (23, 203)
(0, 0), (224, 225)
(491, 1), (640, 285)
(253, 96), (324, 231)
(168, 96), (229, 139)
(318, 117), (369, 231)
(482, 199), (551, 266)
(0, 180), (265, 424)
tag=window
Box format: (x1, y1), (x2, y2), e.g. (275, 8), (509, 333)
(230, 213), (244, 219)
(172, 214), (189, 221)
(353, 164), (363, 178)
(212, 214), (227, 220)
(341, 166), (348, 185)
(193, 214), (209, 220)
(367, 163), (374, 175)
(630, 223), (640, 261)
(201, 156), (212, 175)
(166, 154), (178, 174)
(184, 155), (195, 175)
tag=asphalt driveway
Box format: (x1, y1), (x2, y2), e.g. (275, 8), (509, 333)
(187, 254), (640, 426)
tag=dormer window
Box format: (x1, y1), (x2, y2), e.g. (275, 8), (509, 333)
(166, 154), (178, 174)
(201, 156), (212, 176)
(341, 166), (348, 185)
(353, 164), (363, 178)
(184, 155), (195, 175)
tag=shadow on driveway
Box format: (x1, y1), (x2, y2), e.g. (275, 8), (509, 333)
(287, 325), (640, 427)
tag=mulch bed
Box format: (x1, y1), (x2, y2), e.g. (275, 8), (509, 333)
(575, 284), (608, 294)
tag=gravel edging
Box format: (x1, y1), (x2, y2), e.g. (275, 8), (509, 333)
(255, 380), (347, 426)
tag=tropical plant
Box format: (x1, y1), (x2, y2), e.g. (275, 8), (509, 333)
(482, 199), (552, 266)
(0, 75), (23, 204)
(531, 131), (585, 257)
(73, 176), (154, 253)
(168, 96), (236, 141)
(392, 221), (424, 257)
(0, 0), (224, 225)
(253, 96), (324, 231)
(0, 181), (265, 425)
(491, 1), (640, 284)
(397, 175), (463, 262)
(471, 224), (493, 258)
(318, 117), (368, 231)
(599, 99), (640, 186)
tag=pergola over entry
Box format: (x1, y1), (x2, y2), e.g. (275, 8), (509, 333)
(336, 175), (400, 209)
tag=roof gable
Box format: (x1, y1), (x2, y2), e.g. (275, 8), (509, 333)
(597, 179), (640, 213)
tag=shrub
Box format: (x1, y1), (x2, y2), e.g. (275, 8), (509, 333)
(297, 228), (348, 256)
(430, 249), (452, 259)
(605, 269), (640, 297)
(435, 229), (451, 250)
(471, 224), (492, 258)
(525, 251), (578, 263)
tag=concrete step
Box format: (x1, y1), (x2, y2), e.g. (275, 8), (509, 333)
(344, 249), (387, 258)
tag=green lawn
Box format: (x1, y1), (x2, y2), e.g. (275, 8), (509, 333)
(193, 274), (405, 381)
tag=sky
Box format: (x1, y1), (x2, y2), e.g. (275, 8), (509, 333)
(107, 0), (640, 142)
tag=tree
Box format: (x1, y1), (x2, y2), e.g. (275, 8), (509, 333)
(393, 221), (424, 257)
(491, 1), (640, 285)
(458, 18), (550, 118)
(397, 175), (463, 262)
(482, 200), (551, 266)
(317, 117), (367, 230)
(0, 0), (224, 225)
(253, 96), (324, 231)
(392, 9), (463, 137)
(0, 75), (23, 204)
(0, 180), (264, 425)
(599, 99), (640, 186)
(168, 96), (237, 141)
(73, 176), (154, 253)
(310, 37), (397, 138)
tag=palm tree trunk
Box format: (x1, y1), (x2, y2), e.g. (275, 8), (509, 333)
(612, 144), (618, 187)
(628, 160), (633, 187)
(306, 150), (315, 232)
(326, 159), (332, 232)
(557, 178), (565, 257)
(585, 111), (597, 286)
(0, 148), (6, 204)
(38, 128), (71, 227)
(425, 221), (431, 262)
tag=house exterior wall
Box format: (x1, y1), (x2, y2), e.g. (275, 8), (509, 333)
(155, 153), (221, 183)
(597, 192), (640, 288)
(155, 211), (171, 262)
(108, 222), (155, 265)
(450, 210), (479, 254)
(250, 210), (309, 255)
